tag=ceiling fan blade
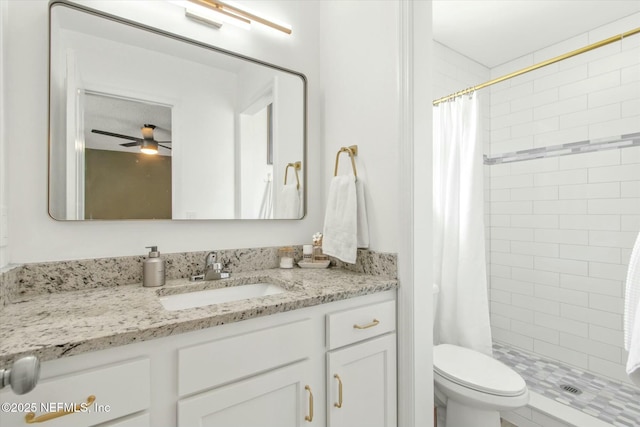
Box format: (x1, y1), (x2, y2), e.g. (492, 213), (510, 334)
(120, 142), (141, 147)
(91, 129), (143, 142)
(156, 140), (172, 144)
(158, 144), (172, 150)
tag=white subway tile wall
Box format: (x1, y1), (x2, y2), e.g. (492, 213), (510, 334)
(435, 14), (640, 387)
(487, 13), (640, 385)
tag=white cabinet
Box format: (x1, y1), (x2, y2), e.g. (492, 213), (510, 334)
(0, 290), (396, 427)
(325, 300), (397, 427)
(176, 318), (323, 427)
(0, 358), (150, 427)
(327, 334), (397, 427)
(177, 319), (313, 397)
(326, 300), (396, 349)
(178, 360), (316, 427)
(100, 413), (151, 427)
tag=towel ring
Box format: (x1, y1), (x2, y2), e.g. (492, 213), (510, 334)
(334, 145), (358, 179)
(284, 161), (301, 190)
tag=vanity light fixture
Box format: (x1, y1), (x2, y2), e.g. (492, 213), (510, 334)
(185, 7), (223, 29)
(186, 0), (292, 35)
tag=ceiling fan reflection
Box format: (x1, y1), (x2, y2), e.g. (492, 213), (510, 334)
(91, 124), (171, 155)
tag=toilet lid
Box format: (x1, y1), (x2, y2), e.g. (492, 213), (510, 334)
(434, 344), (526, 397)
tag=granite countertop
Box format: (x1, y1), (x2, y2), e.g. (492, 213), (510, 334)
(0, 267), (397, 368)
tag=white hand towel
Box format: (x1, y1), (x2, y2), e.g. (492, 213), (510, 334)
(625, 231), (640, 386)
(278, 184), (300, 219)
(323, 175), (358, 264)
(356, 178), (369, 248)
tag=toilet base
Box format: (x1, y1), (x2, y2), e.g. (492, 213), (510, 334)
(445, 398), (500, 427)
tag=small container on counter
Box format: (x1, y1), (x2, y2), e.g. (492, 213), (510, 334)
(302, 245), (313, 262)
(312, 245), (328, 263)
(278, 246), (294, 269)
(143, 246), (165, 287)
(311, 232), (329, 263)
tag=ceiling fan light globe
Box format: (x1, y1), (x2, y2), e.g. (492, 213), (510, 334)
(141, 139), (158, 155)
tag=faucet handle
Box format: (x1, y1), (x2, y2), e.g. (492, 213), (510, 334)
(205, 251), (217, 268)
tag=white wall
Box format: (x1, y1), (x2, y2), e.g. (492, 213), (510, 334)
(401, 2), (434, 425)
(0, 1), (8, 268)
(4, 0), (322, 263)
(487, 14), (640, 384)
(319, 1), (400, 253)
(488, 12), (640, 155)
(239, 107), (272, 218)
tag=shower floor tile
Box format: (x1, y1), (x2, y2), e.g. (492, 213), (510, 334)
(493, 342), (640, 427)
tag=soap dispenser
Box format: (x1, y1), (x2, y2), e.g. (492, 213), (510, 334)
(143, 246), (165, 287)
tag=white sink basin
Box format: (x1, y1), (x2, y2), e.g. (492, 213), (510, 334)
(159, 283), (286, 311)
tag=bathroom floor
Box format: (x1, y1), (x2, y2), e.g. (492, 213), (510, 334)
(494, 342), (640, 427)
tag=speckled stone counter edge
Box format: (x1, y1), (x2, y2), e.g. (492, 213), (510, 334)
(330, 249), (397, 278)
(0, 267), (398, 367)
(0, 265), (20, 308)
(0, 248), (396, 304)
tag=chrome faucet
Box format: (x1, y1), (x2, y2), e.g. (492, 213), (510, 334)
(191, 251), (231, 281)
(204, 251), (217, 270)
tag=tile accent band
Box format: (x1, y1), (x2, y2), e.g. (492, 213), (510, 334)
(484, 132), (640, 165)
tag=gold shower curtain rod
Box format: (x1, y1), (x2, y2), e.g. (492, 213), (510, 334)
(433, 26), (640, 106)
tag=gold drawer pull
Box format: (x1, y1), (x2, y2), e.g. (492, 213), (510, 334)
(353, 319), (379, 329)
(334, 374), (343, 408)
(304, 385), (314, 422)
(25, 395), (96, 424)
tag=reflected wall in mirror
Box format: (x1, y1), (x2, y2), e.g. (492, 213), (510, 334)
(49, 1), (306, 220)
(85, 93), (173, 220)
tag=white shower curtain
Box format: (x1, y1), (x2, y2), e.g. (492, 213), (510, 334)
(433, 93), (492, 356)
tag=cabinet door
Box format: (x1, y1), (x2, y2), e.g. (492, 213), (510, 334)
(327, 333), (396, 427)
(178, 360), (316, 427)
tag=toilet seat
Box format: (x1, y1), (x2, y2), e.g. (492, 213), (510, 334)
(434, 344), (526, 397)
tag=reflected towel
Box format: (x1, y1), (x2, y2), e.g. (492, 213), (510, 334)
(278, 184), (300, 219)
(258, 178), (273, 219)
(625, 232), (640, 386)
(322, 175), (368, 264)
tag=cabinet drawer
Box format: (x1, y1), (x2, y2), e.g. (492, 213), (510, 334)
(178, 319), (312, 396)
(326, 300), (395, 350)
(177, 360), (312, 427)
(0, 358), (150, 427)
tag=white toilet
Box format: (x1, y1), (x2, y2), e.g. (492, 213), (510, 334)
(432, 285), (529, 427)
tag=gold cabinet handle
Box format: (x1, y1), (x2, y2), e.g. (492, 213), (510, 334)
(304, 385), (313, 422)
(334, 374), (343, 408)
(25, 395), (96, 424)
(353, 319), (379, 329)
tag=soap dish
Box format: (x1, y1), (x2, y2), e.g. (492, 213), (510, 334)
(298, 260), (330, 269)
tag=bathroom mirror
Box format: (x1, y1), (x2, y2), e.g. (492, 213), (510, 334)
(48, 1), (306, 220)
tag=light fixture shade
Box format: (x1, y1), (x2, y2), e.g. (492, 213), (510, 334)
(185, 7), (223, 28)
(141, 139), (158, 155)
